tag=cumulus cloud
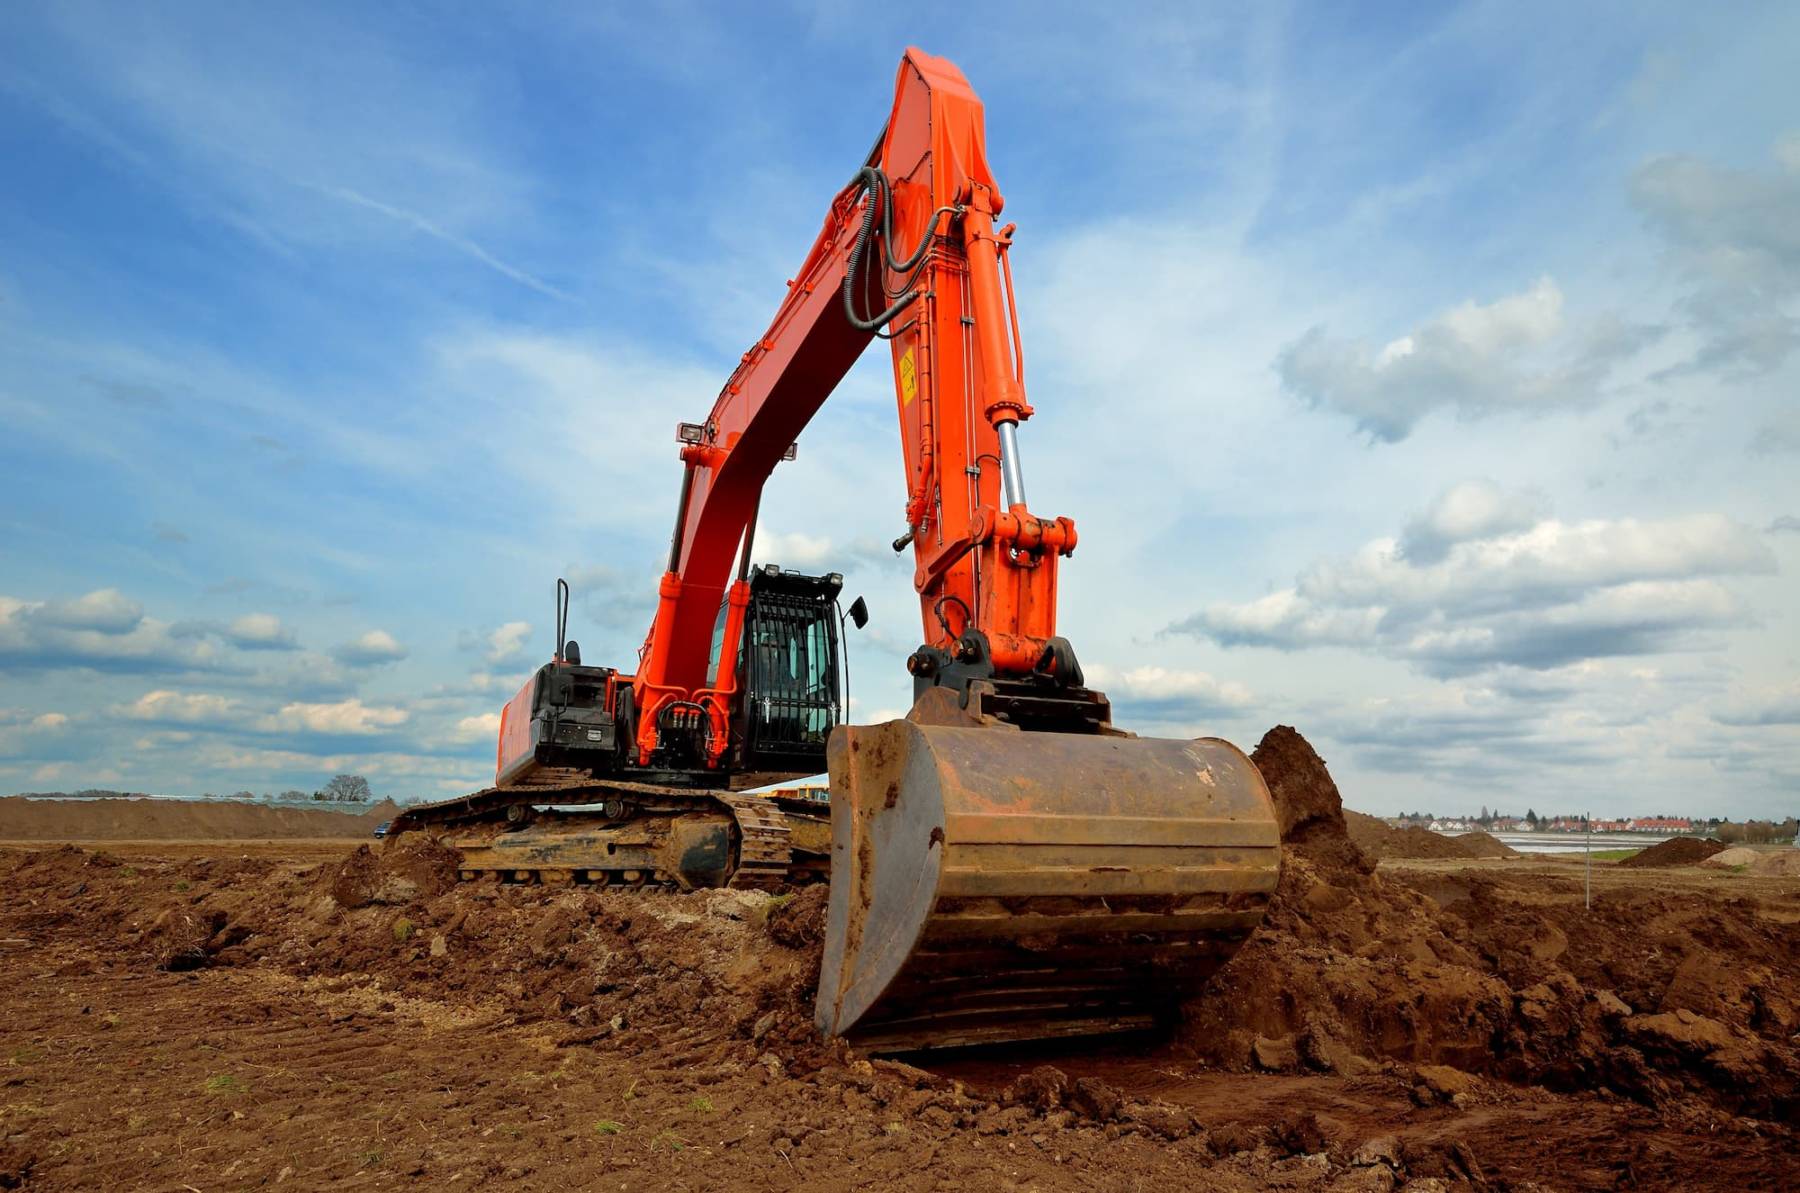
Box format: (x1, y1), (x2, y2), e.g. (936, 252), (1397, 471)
(119, 689), (241, 723)
(1630, 136), (1800, 379)
(1276, 278), (1657, 443)
(451, 711), (502, 743)
(1174, 489), (1774, 676)
(751, 526), (905, 576)
(26, 588), (143, 632)
(1084, 663), (1254, 724)
(1397, 480), (1550, 564)
(1768, 515), (1800, 534)
(331, 629), (407, 666)
(0, 708), (75, 759)
(482, 621), (532, 665)
(223, 612), (298, 651)
(753, 527), (835, 570)
(265, 698), (409, 735)
(0, 589), (223, 674)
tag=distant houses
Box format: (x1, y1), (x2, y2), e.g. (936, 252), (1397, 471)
(1406, 814), (1699, 834)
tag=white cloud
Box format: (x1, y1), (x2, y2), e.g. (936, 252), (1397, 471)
(753, 528), (834, 569)
(0, 590), (223, 674)
(25, 587), (143, 632)
(1177, 498), (1775, 675)
(266, 698), (408, 735)
(452, 711), (503, 743)
(1277, 277), (1656, 442)
(1397, 480), (1549, 564)
(120, 689), (240, 723)
(1084, 663), (1254, 725)
(484, 621), (532, 664)
(224, 612), (298, 651)
(331, 629), (407, 665)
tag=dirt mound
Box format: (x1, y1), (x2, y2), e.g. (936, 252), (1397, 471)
(1344, 808), (1400, 854)
(1185, 728), (1800, 1120)
(1621, 836), (1728, 868)
(1698, 846), (1800, 876)
(323, 837), (461, 907)
(1455, 831), (1519, 858)
(1344, 811), (1516, 861)
(1249, 725), (1372, 877)
(0, 795), (396, 840)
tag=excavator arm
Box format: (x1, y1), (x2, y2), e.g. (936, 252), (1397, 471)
(633, 49), (1079, 768)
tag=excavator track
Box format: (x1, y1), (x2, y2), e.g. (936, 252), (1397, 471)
(388, 781), (825, 891)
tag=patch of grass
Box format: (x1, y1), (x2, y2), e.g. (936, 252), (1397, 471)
(622, 1079), (640, 1101)
(593, 1120), (624, 1135)
(358, 1149), (384, 1169)
(391, 917), (415, 942)
(1589, 849), (1641, 861)
(101, 1013), (121, 1030)
(8, 1047), (44, 1065)
(121, 866), (138, 878)
(653, 1130), (688, 1152)
(174, 880), (190, 892)
(203, 1074), (245, 1096)
(688, 1095), (714, 1114)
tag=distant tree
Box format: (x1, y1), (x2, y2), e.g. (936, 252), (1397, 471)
(230, 789), (255, 802)
(319, 774), (373, 803)
(1526, 808), (1539, 827)
(279, 789), (307, 802)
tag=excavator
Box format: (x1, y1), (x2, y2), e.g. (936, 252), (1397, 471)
(390, 48), (1280, 1053)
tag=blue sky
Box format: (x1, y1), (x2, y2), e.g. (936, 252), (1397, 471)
(1, 2), (1795, 816)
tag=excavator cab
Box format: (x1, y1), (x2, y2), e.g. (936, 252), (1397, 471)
(733, 565), (847, 777)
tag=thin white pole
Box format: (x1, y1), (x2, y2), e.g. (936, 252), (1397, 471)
(1585, 812), (1592, 911)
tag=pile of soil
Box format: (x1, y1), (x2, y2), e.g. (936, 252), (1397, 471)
(1342, 810), (1518, 861)
(1187, 726), (1800, 1119)
(1621, 836), (1728, 868)
(1701, 846), (1800, 876)
(1455, 831), (1519, 859)
(0, 795), (396, 840)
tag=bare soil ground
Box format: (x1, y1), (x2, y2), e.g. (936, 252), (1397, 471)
(1, 733), (1795, 1191)
(0, 796), (395, 841)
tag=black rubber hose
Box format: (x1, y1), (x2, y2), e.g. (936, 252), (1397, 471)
(842, 168), (918, 331)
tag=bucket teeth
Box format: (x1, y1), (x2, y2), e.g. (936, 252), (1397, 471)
(817, 720), (1281, 1052)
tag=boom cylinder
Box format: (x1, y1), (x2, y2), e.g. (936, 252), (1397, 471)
(996, 419), (1027, 509)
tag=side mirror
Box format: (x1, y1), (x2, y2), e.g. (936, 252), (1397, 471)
(847, 596), (869, 629)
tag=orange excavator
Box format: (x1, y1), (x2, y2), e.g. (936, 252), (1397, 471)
(391, 48), (1280, 1052)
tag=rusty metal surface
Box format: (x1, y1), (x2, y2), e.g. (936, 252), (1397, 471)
(816, 720), (1280, 1052)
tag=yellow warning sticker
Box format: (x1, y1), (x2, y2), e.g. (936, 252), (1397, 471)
(898, 348), (917, 406)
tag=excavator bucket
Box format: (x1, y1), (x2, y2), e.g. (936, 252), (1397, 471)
(817, 717), (1281, 1052)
